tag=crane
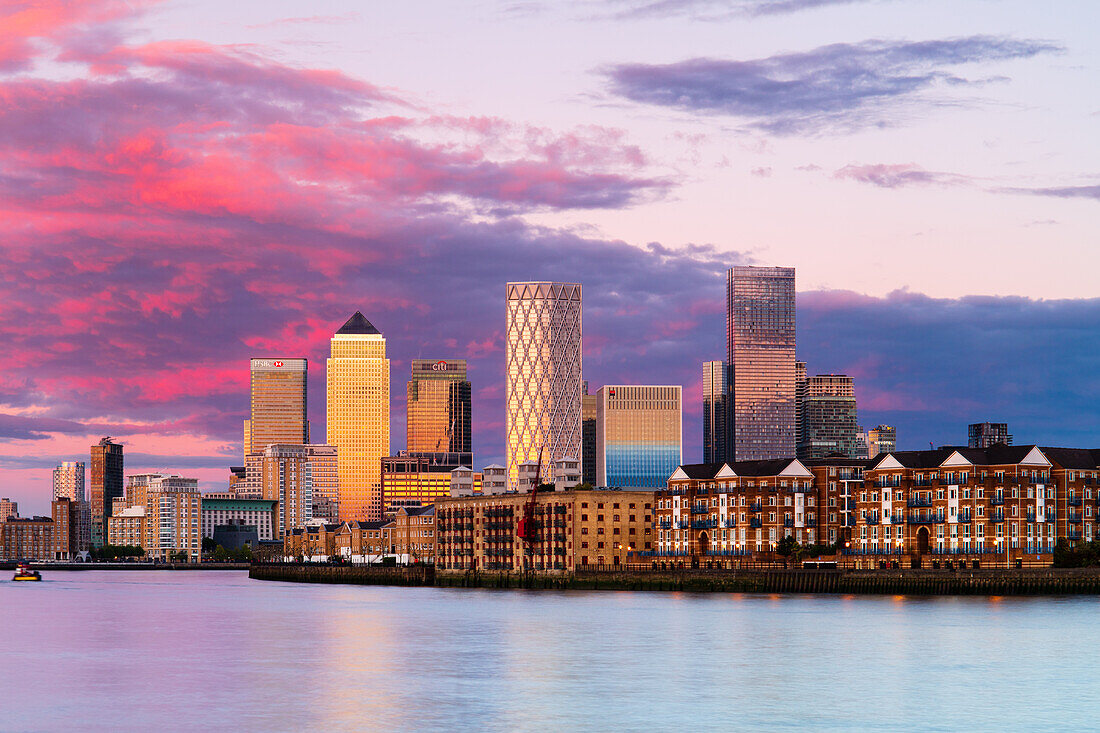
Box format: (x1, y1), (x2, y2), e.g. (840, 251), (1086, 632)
(516, 446), (545, 550)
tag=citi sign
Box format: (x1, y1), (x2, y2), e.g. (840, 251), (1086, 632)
(431, 361), (449, 372)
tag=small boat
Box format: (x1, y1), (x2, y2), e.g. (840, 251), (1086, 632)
(13, 563), (41, 581)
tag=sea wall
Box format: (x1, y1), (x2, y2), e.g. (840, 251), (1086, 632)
(252, 563), (1100, 596)
(1, 561), (249, 571)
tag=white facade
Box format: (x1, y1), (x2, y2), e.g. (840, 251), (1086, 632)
(505, 281), (582, 488)
(482, 464), (507, 495)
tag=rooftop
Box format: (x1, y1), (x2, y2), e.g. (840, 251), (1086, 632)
(335, 311), (381, 335)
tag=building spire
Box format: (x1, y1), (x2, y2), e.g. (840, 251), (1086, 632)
(336, 311), (381, 335)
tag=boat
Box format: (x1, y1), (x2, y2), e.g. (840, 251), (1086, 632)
(12, 563), (41, 581)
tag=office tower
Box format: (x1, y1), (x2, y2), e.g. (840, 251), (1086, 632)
(54, 460), (91, 552)
(867, 425), (897, 457)
(582, 381), (598, 484)
(381, 453), (463, 515)
(0, 498), (17, 522)
(407, 359), (472, 466)
(596, 385), (682, 489)
(702, 361), (729, 463)
(505, 281), (582, 487)
(969, 422), (1012, 449)
(796, 374), (860, 460)
(261, 445), (314, 537)
(246, 358), (308, 455)
(89, 438), (123, 548)
(327, 311), (390, 522)
(726, 266), (796, 460)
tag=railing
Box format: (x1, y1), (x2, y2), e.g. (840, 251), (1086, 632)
(706, 548), (753, 557)
(956, 512), (972, 523)
(1068, 531), (1083, 541)
(723, 518), (738, 528)
(692, 519), (718, 529)
(908, 512), (945, 524)
(676, 520), (690, 529)
(845, 516), (857, 527)
(864, 516), (879, 525)
(750, 502), (762, 512)
(783, 517), (794, 527)
(1045, 511), (1056, 522)
(907, 498), (934, 508)
(805, 517), (817, 527)
(749, 518), (762, 528)
(841, 547), (903, 556)
(658, 520), (672, 529)
(691, 505), (709, 514)
(930, 547), (1006, 556)
(912, 479), (933, 487)
(890, 513), (906, 524)
(991, 495), (1005, 506)
(1069, 497), (1083, 507)
(991, 510), (1005, 522)
(1026, 512), (1036, 522)
(1069, 513), (1083, 524)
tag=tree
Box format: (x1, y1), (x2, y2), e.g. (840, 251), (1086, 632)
(213, 545), (229, 562)
(574, 483), (594, 491)
(202, 536), (219, 553)
(775, 535), (799, 557)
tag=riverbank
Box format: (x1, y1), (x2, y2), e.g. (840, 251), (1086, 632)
(1, 561), (249, 571)
(249, 563), (1100, 595)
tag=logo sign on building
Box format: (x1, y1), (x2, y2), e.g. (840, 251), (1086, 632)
(432, 360), (448, 372)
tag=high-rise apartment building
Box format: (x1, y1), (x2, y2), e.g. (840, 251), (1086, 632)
(702, 361), (729, 463)
(596, 385), (682, 489)
(969, 422), (1013, 449)
(53, 460), (90, 552)
(867, 425), (897, 457)
(144, 476), (202, 562)
(261, 445), (315, 537)
(327, 312), (390, 521)
(89, 438), (123, 548)
(304, 444), (339, 521)
(582, 383), (598, 485)
(0, 498), (17, 522)
(407, 359), (472, 466)
(505, 281), (582, 487)
(726, 266), (796, 460)
(795, 360), (807, 446)
(796, 374), (860, 460)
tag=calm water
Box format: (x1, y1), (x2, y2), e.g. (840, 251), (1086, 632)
(1, 571), (1096, 731)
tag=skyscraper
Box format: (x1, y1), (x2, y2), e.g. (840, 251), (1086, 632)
(246, 358), (308, 456)
(596, 385), (682, 489)
(327, 312), (390, 521)
(969, 422), (1012, 449)
(90, 438), (123, 548)
(582, 381), (598, 485)
(261, 444), (314, 537)
(867, 425), (897, 457)
(505, 282), (582, 487)
(796, 374), (860, 460)
(701, 361), (729, 463)
(406, 359), (472, 466)
(726, 266), (796, 460)
(52, 461), (85, 503)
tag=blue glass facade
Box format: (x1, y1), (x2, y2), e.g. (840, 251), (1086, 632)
(605, 443), (682, 489)
(596, 385), (682, 489)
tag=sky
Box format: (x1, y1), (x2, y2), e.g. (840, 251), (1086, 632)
(1, 0), (1097, 514)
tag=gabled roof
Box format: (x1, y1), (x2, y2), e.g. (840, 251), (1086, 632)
(401, 505), (435, 517)
(335, 311), (381, 335)
(670, 459), (812, 481)
(1041, 447), (1100, 470)
(672, 463), (727, 480)
(873, 445), (1051, 470)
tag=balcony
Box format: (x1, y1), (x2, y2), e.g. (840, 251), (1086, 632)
(805, 517), (817, 527)
(845, 516), (858, 527)
(676, 520), (690, 530)
(865, 516), (879, 526)
(912, 479), (933, 488)
(1068, 531), (1083, 541)
(750, 502), (763, 513)
(691, 504), (709, 515)
(907, 497), (934, 508)
(991, 510), (1005, 522)
(1069, 497), (1083, 507)
(691, 518), (718, 530)
(749, 517), (762, 528)
(1026, 512), (1036, 522)
(1046, 512), (1057, 522)
(723, 518), (738, 528)
(908, 512), (944, 525)
(658, 520), (672, 529)
(957, 512), (972, 523)
(1069, 513), (1083, 524)
(890, 513), (906, 524)
(783, 517), (794, 528)
(990, 495), (1005, 506)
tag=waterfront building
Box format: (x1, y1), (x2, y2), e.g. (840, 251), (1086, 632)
(0, 499), (80, 561)
(448, 467), (482, 498)
(303, 444), (339, 521)
(284, 522), (341, 561)
(143, 476), (202, 562)
(726, 266), (796, 460)
(200, 498), (278, 542)
(702, 361), (729, 464)
(505, 281), (582, 488)
(796, 374), (861, 460)
(407, 360), (472, 466)
(52, 461), (90, 552)
(89, 438), (123, 548)
(482, 464), (507, 495)
(327, 311), (390, 522)
(386, 505), (436, 563)
(969, 422), (1012, 449)
(381, 453), (465, 515)
(596, 385), (682, 489)
(0, 498), (16, 522)
(803, 457), (872, 547)
(582, 383), (598, 485)
(261, 445), (315, 537)
(867, 425), (897, 457)
(655, 459), (817, 560)
(107, 505), (146, 548)
(436, 489), (655, 572)
(334, 520), (388, 562)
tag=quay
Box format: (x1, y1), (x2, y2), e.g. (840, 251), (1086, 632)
(1, 561), (250, 571)
(249, 563), (1100, 596)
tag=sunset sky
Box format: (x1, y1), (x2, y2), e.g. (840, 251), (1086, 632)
(2, 0), (1097, 513)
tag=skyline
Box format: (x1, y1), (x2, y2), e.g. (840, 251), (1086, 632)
(1, 0), (1097, 511)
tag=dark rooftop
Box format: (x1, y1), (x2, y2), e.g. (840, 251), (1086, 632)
(336, 311), (381, 335)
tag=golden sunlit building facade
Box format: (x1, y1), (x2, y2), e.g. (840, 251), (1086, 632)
(327, 312), (390, 522)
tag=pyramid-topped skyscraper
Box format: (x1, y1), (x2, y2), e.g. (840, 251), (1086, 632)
(327, 311), (389, 521)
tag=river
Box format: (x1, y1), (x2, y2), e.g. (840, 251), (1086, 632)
(1, 570), (1095, 731)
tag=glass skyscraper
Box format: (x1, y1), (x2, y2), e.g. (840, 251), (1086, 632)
(246, 358), (308, 456)
(89, 438), (123, 548)
(505, 282), (582, 488)
(327, 311), (390, 521)
(406, 359), (472, 466)
(701, 361), (729, 463)
(596, 385), (682, 489)
(727, 266), (796, 460)
(796, 374), (860, 460)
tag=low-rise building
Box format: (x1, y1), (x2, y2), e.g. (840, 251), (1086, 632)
(200, 498), (277, 541)
(482, 465), (507, 495)
(0, 499), (80, 561)
(0, 497), (17, 522)
(284, 523), (341, 561)
(436, 489), (655, 573)
(385, 506), (435, 563)
(334, 520), (388, 562)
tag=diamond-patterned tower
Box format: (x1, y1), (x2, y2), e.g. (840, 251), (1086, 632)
(505, 282), (582, 488)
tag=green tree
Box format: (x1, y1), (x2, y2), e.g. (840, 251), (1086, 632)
(775, 535), (799, 557)
(202, 536), (219, 553)
(213, 545), (229, 561)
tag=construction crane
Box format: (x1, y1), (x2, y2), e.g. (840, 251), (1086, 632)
(516, 446), (545, 552)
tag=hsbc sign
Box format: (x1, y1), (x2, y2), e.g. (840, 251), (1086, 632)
(252, 359), (305, 370)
